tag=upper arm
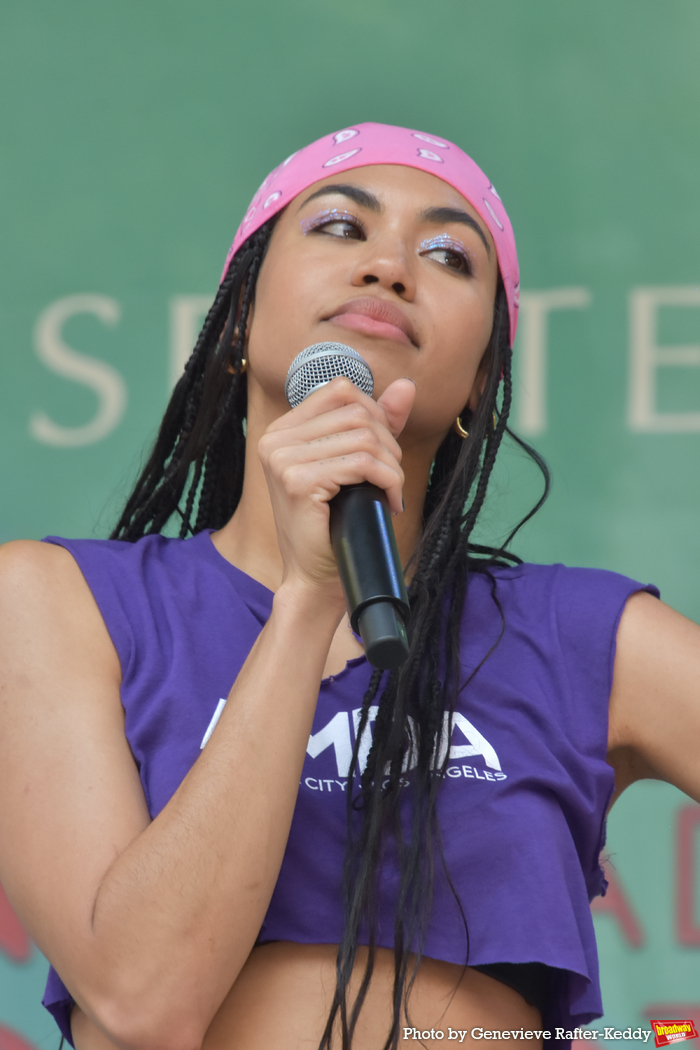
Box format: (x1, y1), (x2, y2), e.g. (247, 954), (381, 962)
(0, 540), (151, 984)
(608, 589), (700, 804)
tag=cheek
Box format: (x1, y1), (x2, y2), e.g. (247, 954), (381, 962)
(408, 296), (494, 435)
(456, 287), (496, 345)
(247, 249), (330, 367)
(430, 290), (494, 375)
(246, 258), (304, 377)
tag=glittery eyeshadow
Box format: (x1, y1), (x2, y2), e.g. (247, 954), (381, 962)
(419, 234), (475, 274)
(419, 235), (468, 255)
(300, 208), (361, 235)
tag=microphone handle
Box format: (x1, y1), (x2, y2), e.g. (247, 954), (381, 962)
(329, 483), (410, 670)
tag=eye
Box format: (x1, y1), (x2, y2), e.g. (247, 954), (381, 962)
(425, 247), (471, 274)
(318, 218), (364, 240)
(419, 236), (473, 276)
(300, 209), (366, 241)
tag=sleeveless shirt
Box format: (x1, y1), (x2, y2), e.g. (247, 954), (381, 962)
(40, 530), (658, 1045)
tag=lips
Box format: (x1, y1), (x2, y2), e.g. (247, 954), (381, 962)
(325, 297), (417, 347)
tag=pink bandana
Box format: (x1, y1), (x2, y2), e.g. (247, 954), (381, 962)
(221, 122), (520, 345)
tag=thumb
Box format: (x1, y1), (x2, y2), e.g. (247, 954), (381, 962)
(376, 378), (416, 438)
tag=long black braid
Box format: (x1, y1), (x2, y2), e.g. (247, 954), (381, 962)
(111, 222), (550, 1050)
(111, 223), (273, 540)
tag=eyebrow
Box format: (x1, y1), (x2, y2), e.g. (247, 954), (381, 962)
(297, 186), (491, 255)
(298, 184), (382, 212)
(418, 206), (491, 255)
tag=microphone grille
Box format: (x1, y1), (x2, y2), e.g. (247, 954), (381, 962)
(285, 342), (374, 408)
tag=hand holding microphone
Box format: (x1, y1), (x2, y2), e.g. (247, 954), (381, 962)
(285, 343), (412, 671)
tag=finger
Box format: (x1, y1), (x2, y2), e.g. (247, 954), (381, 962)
(376, 378), (416, 439)
(268, 426), (404, 492)
(270, 377), (389, 432)
(266, 404), (403, 463)
(264, 436), (404, 517)
(276, 452), (404, 514)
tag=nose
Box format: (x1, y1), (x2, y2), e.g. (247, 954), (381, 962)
(350, 233), (416, 300)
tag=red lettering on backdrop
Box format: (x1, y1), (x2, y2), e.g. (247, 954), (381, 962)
(591, 864), (645, 947)
(0, 1025), (42, 1050)
(0, 883), (31, 962)
(676, 805), (700, 946)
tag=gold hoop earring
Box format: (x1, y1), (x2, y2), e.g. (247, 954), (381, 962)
(227, 358), (248, 375)
(453, 415), (469, 439)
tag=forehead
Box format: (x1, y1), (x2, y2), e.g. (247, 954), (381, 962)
(282, 163), (494, 247)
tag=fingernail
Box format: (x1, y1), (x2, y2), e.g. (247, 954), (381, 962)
(402, 498), (405, 511)
(401, 376), (416, 385)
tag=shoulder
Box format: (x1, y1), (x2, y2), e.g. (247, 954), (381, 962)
(464, 561), (660, 699)
(608, 591), (700, 802)
(0, 535), (151, 592)
(36, 531), (217, 588)
(478, 559), (656, 591)
(18, 534), (205, 678)
(32, 533), (198, 616)
(0, 536), (141, 630)
(0, 540), (122, 713)
(0, 532), (224, 602)
(468, 560), (658, 622)
(0, 539), (92, 619)
(0, 536), (79, 579)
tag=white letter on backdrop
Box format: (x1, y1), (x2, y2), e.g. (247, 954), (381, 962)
(30, 295), (127, 447)
(628, 286), (700, 432)
(169, 296), (212, 389)
(516, 288), (592, 435)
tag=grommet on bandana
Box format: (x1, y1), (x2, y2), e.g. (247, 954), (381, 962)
(220, 122), (520, 346)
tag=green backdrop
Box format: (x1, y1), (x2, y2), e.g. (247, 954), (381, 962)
(1, 1), (699, 1046)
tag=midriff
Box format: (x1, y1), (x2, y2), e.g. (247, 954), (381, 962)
(71, 941), (545, 1050)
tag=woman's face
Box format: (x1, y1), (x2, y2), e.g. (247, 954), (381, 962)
(245, 163), (499, 446)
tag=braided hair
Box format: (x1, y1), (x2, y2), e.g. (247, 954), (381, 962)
(112, 222), (273, 540)
(112, 220), (549, 1050)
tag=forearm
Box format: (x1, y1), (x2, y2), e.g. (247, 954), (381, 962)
(83, 580), (344, 1050)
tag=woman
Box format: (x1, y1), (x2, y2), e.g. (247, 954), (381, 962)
(0, 123), (698, 1050)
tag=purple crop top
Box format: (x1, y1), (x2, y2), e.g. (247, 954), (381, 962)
(41, 530), (658, 1045)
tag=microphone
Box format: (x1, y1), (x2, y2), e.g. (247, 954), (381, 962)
(285, 342), (410, 670)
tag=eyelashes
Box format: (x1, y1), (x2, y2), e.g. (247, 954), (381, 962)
(419, 235), (474, 276)
(300, 209), (366, 238)
(300, 211), (474, 276)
